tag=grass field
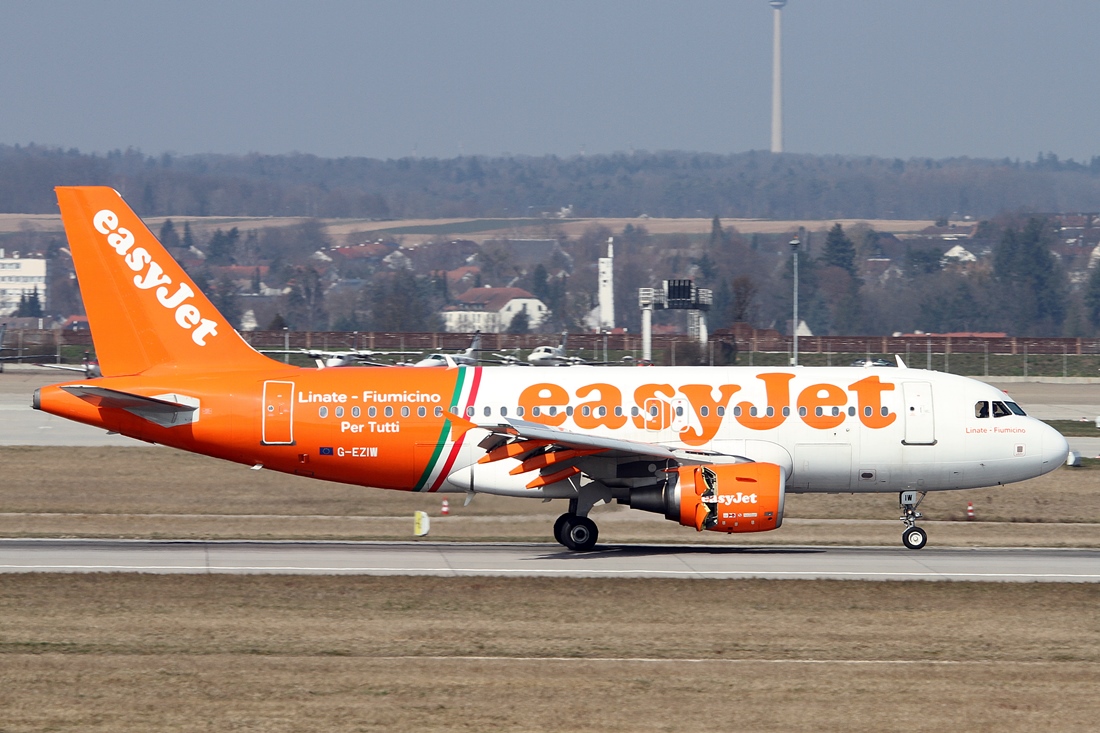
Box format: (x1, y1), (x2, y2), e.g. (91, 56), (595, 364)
(0, 574), (1096, 732)
(0, 446), (1097, 546)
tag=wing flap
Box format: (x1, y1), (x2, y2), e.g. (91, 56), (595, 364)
(477, 418), (750, 475)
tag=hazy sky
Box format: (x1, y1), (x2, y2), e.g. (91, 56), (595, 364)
(3, 1), (1098, 161)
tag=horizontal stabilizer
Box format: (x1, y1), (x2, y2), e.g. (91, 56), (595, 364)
(61, 385), (198, 428)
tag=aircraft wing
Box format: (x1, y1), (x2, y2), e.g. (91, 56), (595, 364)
(473, 418), (747, 488)
(61, 385), (198, 428)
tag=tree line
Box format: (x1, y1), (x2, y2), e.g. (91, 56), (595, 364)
(5, 144), (1100, 220)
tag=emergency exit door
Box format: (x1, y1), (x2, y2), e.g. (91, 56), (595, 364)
(262, 380), (295, 445)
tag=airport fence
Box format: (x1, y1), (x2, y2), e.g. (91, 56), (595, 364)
(5, 329), (1100, 378)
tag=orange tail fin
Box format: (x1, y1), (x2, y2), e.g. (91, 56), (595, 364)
(56, 186), (273, 376)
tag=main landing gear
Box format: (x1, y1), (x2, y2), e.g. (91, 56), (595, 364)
(554, 513), (598, 551)
(899, 490), (928, 550)
(553, 496), (601, 551)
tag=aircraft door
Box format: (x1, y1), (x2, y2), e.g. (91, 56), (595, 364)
(262, 380), (295, 445)
(902, 381), (935, 445)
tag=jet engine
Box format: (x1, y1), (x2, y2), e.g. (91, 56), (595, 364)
(624, 463), (785, 533)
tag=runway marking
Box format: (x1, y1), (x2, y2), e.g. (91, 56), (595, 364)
(1, 564), (1098, 580)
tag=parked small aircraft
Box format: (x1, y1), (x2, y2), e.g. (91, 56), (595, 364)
(412, 333), (483, 367)
(260, 348), (420, 368)
(34, 352), (102, 379)
(34, 187), (1069, 552)
(493, 332), (590, 367)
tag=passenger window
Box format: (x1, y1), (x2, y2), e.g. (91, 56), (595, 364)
(1006, 402), (1027, 416)
(717, 406), (725, 417)
(335, 406), (344, 418)
(352, 406), (360, 418)
(434, 406), (443, 417)
(548, 406), (557, 417)
(700, 406), (709, 417)
(319, 406), (328, 418)
(466, 406), (476, 417)
(418, 406), (426, 417)
(532, 406), (540, 417)
(614, 406), (622, 417)
(675, 406), (683, 417)
(566, 406), (574, 416)
(384, 406), (393, 418)
(368, 406), (377, 418)
(975, 401), (989, 418)
(501, 406), (508, 417)
(401, 406), (410, 418)
(598, 406), (606, 417)
(631, 406), (639, 417)
(992, 401), (1011, 418)
(582, 406), (591, 417)
(517, 406), (525, 417)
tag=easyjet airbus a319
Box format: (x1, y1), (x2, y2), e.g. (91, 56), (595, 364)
(35, 187), (1069, 550)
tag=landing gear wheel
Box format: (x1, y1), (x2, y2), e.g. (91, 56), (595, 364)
(902, 526), (927, 550)
(564, 516), (599, 552)
(553, 513), (573, 547)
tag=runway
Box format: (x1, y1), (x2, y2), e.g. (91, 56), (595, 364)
(1, 539), (1097, 582)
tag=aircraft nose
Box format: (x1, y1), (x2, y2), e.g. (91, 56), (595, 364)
(1039, 422), (1069, 474)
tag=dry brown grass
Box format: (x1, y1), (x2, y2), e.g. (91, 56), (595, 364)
(1, 446), (1098, 545)
(0, 575), (1096, 732)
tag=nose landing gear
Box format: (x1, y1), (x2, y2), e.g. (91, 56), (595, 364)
(899, 490), (927, 550)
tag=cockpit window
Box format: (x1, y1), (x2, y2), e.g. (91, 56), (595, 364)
(991, 401), (1012, 418)
(1006, 401), (1027, 416)
(975, 401), (989, 418)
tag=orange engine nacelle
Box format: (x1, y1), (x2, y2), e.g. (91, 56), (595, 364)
(674, 463), (784, 533)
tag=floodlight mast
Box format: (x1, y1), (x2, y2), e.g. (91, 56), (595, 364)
(770, 0), (787, 153)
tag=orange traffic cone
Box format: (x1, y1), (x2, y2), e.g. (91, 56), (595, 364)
(966, 502), (975, 521)
(441, 498), (450, 516)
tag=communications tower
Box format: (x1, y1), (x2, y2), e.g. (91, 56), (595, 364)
(769, 1), (787, 153)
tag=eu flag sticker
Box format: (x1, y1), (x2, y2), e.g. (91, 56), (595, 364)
(319, 447), (334, 456)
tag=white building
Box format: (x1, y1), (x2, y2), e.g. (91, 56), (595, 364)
(0, 252), (47, 315)
(942, 244), (977, 263)
(442, 287), (548, 333)
(597, 237), (615, 330)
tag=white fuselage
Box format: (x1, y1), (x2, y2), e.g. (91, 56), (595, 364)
(438, 365), (1067, 498)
